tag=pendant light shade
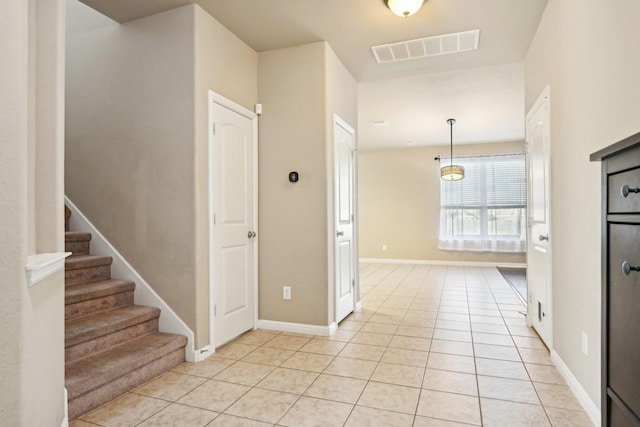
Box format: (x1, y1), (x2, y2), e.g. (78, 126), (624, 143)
(441, 118), (465, 181)
(384, 0), (424, 17)
(440, 164), (465, 181)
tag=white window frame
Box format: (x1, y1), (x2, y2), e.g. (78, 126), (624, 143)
(438, 153), (526, 253)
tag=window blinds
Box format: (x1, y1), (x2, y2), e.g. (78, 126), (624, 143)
(438, 153), (526, 253)
(440, 154), (526, 209)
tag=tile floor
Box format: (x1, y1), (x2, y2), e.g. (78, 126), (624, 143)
(71, 263), (593, 426)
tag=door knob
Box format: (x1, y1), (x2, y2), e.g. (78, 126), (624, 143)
(247, 231), (256, 238)
(336, 231), (344, 237)
(538, 234), (549, 241)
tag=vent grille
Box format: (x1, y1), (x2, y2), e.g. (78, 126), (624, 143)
(371, 29), (480, 64)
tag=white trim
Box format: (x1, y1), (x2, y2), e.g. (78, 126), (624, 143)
(208, 91), (259, 350)
(64, 196), (197, 362)
(550, 350), (600, 426)
(526, 84), (554, 349)
(257, 319), (337, 337)
(60, 387), (68, 427)
(25, 251), (71, 287)
(359, 258), (526, 269)
(332, 114), (358, 325)
(193, 345), (213, 362)
(355, 300), (363, 312)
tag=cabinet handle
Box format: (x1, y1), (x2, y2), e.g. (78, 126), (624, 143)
(621, 184), (640, 198)
(622, 261), (640, 275)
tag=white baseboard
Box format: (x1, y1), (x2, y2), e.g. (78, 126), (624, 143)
(550, 350), (600, 426)
(61, 387), (68, 427)
(65, 196), (197, 362)
(359, 258), (526, 269)
(257, 319), (337, 336)
(193, 345), (214, 362)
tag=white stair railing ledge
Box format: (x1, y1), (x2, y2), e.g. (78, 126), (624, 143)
(26, 252), (71, 287)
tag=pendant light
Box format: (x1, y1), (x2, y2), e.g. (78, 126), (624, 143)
(384, 0), (424, 17)
(440, 118), (465, 181)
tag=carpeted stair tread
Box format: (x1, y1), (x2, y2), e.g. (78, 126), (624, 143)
(65, 279), (135, 305)
(65, 254), (112, 270)
(65, 305), (160, 348)
(65, 333), (187, 399)
(65, 231), (92, 256)
(65, 231), (92, 242)
(64, 205), (188, 419)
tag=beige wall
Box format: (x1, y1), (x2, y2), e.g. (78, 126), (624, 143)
(1, 0), (67, 424)
(258, 42), (328, 325)
(525, 0), (640, 410)
(359, 141), (526, 264)
(193, 5), (258, 345)
(258, 42), (357, 326)
(65, 2), (258, 347)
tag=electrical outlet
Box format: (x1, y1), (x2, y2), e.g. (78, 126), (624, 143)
(382, 244), (387, 251)
(581, 331), (588, 356)
(283, 286), (291, 300)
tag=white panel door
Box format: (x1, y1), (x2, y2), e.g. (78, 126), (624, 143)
(526, 86), (553, 348)
(210, 97), (256, 347)
(334, 116), (356, 324)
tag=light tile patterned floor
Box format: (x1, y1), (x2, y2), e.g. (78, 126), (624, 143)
(71, 263), (593, 426)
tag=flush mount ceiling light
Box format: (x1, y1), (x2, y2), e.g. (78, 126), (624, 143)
(439, 119), (465, 181)
(384, 0), (424, 17)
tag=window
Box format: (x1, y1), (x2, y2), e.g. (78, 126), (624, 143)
(438, 153), (526, 253)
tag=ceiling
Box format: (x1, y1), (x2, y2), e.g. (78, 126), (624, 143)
(78, 0), (548, 149)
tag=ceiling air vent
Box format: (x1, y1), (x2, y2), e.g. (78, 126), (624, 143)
(371, 29), (480, 64)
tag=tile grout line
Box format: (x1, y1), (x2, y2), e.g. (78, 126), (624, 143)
(73, 264), (586, 426)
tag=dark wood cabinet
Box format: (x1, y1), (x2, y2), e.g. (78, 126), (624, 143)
(592, 132), (640, 427)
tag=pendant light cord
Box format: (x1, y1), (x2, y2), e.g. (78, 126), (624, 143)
(448, 118), (455, 167)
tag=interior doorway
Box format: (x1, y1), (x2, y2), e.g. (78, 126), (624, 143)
(208, 91), (258, 348)
(334, 115), (357, 324)
(525, 85), (553, 349)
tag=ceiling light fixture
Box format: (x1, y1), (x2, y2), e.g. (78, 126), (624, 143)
(439, 119), (465, 181)
(384, 0), (424, 18)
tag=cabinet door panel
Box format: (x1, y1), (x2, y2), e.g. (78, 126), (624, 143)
(610, 397), (640, 427)
(609, 223), (640, 418)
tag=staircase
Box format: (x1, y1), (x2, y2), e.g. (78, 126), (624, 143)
(64, 206), (187, 420)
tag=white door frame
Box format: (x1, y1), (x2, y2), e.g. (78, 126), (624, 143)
(525, 85), (553, 348)
(208, 90), (259, 349)
(332, 114), (357, 323)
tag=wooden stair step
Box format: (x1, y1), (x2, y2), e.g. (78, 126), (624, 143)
(65, 231), (92, 255)
(65, 255), (113, 285)
(65, 279), (135, 321)
(66, 333), (187, 420)
(65, 305), (160, 363)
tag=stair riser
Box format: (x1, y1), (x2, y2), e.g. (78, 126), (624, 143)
(66, 265), (111, 286)
(68, 348), (184, 420)
(65, 206), (71, 232)
(66, 291), (134, 321)
(66, 318), (159, 364)
(65, 240), (90, 256)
